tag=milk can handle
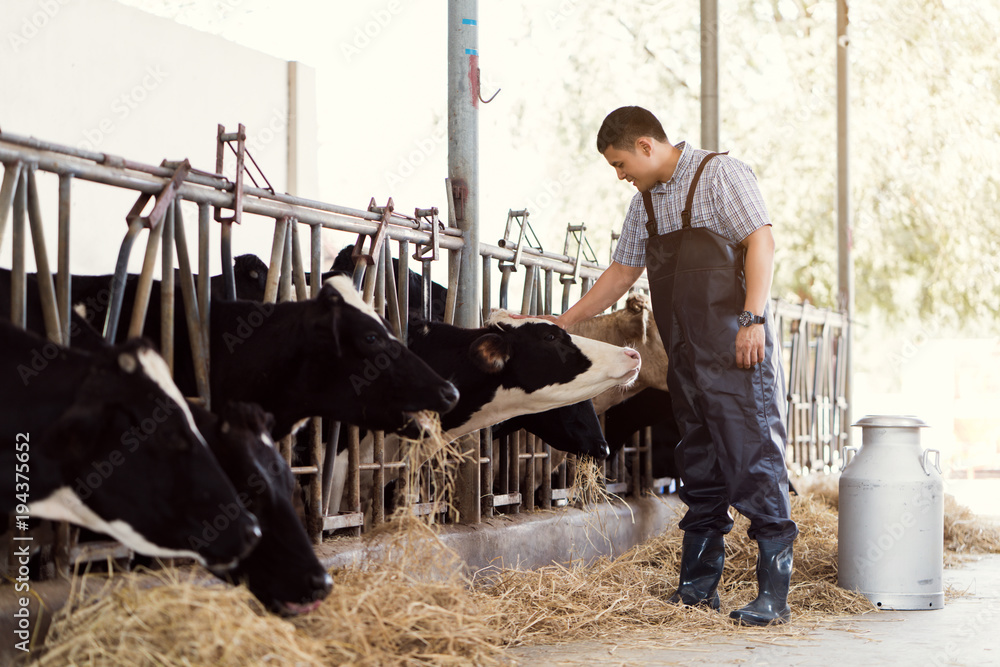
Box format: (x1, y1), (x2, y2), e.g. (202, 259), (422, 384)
(840, 446), (858, 472)
(921, 449), (942, 476)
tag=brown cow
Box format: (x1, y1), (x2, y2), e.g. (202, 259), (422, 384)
(567, 292), (668, 414)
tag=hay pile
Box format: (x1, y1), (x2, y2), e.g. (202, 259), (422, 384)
(28, 473), (1000, 664)
(475, 493), (872, 646)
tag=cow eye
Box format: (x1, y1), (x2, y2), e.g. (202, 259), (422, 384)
(364, 332), (378, 345)
(544, 333), (557, 342)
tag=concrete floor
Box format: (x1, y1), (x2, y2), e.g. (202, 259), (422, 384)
(504, 553), (1000, 666)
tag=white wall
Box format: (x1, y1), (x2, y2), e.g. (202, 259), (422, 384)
(0, 0), (310, 275)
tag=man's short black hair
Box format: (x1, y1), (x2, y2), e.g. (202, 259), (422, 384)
(596, 106), (668, 154)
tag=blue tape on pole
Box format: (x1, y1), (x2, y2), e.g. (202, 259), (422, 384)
(462, 18), (477, 25)
(465, 48), (478, 55)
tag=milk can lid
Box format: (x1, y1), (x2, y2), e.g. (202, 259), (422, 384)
(852, 414), (928, 429)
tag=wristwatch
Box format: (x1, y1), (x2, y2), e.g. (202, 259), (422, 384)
(738, 310), (765, 327)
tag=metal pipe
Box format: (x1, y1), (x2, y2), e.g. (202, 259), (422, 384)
(279, 219), (293, 303)
(160, 205), (176, 373)
(290, 221), (308, 301)
(448, 1), (481, 328)
(57, 174), (72, 345)
(310, 223), (322, 298)
(701, 0), (719, 151)
(263, 217), (288, 304)
(481, 255), (491, 322)
(837, 0), (853, 447)
(173, 203), (211, 408)
(103, 219), (145, 342)
(198, 202), (211, 379)
(322, 420), (342, 515)
(383, 245), (402, 338)
(25, 168), (62, 342)
(0, 161), (23, 251)
(397, 239), (409, 341)
(519, 265), (535, 315)
(220, 220), (236, 300)
(127, 220), (164, 340)
(444, 247), (461, 325)
(1, 131), (457, 235)
(10, 170), (26, 327)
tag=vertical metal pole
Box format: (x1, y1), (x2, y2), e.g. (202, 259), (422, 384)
(0, 161), (23, 249)
(398, 239), (410, 340)
(160, 205), (175, 374)
(448, 1), (481, 329)
(263, 217), (288, 304)
(701, 0), (719, 151)
(127, 221), (163, 340)
(837, 0), (853, 447)
(174, 204), (211, 408)
(57, 174), (72, 345)
(279, 219), (294, 303)
(25, 168), (62, 343)
(197, 202), (211, 387)
(220, 221), (236, 300)
(10, 170), (26, 327)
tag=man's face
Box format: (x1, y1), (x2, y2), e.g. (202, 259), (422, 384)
(603, 140), (656, 192)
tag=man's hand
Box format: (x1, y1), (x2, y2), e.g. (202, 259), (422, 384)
(735, 324), (765, 369)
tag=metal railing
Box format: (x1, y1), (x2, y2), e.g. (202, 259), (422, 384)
(0, 128), (848, 579)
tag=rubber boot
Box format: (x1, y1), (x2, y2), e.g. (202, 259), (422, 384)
(729, 539), (793, 626)
(667, 532), (725, 610)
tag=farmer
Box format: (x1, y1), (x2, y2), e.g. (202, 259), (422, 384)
(538, 106), (798, 625)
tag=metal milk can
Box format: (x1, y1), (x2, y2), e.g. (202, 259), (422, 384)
(838, 415), (944, 610)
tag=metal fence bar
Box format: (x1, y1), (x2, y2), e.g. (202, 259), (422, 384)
(56, 174), (72, 345)
(25, 167), (61, 342)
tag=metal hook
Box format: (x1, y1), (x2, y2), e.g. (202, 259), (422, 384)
(477, 67), (500, 104)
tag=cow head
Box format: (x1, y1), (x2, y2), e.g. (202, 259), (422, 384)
(305, 276), (458, 434)
(32, 340), (261, 569)
(197, 402), (332, 615)
(482, 311), (641, 400)
(493, 400), (610, 460)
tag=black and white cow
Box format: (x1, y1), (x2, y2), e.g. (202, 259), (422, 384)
(0, 320), (261, 569)
(407, 311), (641, 438)
(327, 312), (639, 515)
(192, 401), (332, 615)
(73, 274), (459, 439)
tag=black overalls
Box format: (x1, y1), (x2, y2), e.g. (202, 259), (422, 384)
(642, 153), (798, 545)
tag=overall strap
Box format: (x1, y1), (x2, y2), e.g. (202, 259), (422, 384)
(681, 151), (728, 228)
(641, 150), (729, 237)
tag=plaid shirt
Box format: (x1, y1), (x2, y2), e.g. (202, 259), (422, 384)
(612, 142), (772, 268)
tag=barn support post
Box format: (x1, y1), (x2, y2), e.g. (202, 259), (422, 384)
(447, 1), (481, 329)
(836, 0), (854, 448)
(701, 0), (719, 151)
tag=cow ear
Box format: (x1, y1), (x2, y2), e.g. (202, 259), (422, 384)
(470, 333), (510, 373)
